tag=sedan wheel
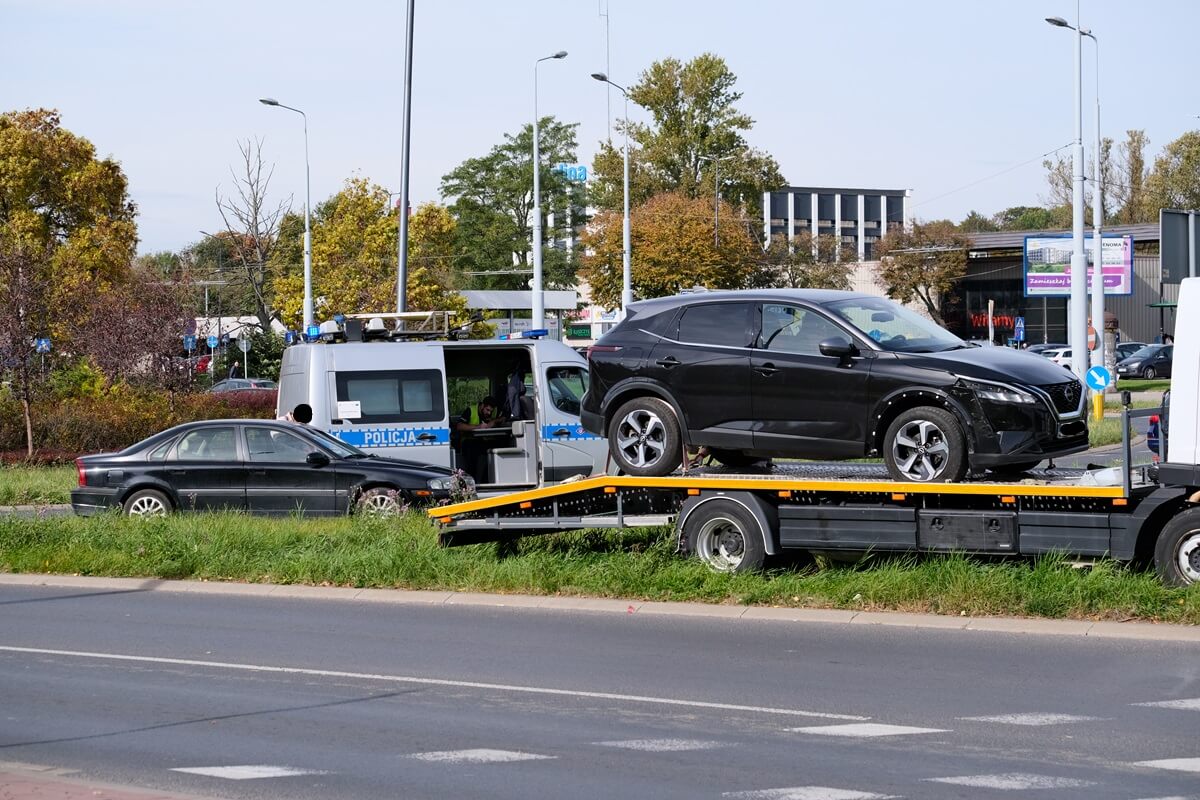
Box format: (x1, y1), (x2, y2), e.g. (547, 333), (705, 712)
(356, 487), (404, 517)
(123, 489), (171, 517)
(884, 406), (967, 483)
(1143, 366), (1156, 380)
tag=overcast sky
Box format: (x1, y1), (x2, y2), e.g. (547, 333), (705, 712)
(4, 0), (1197, 254)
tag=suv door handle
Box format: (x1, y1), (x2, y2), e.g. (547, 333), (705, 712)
(655, 356), (680, 368)
(552, 428), (570, 437)
(755, 363), (779, 376)
(416, 433), (438, 441)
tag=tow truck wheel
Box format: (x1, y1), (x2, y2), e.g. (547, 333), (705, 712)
(1153, 507), (1200, 587)
(683, 501), (766, 573)
(608, 397), (681, 477)
(883, 406), (967, 483)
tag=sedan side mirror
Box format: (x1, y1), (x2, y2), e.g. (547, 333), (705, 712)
(306, 451), (330, 467)
(819, 336), (857, 360)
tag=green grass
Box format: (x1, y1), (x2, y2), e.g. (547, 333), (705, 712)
(1088, 417), (1131, 448)
(1116, 379), (1170, 393)
(0, 465), (75, 505)
(1, 512), (1196, 623)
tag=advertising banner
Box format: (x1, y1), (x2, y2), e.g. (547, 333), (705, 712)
(1023, 234), (1134, 297)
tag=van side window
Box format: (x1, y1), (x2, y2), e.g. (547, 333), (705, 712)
(335, 369), (444, 424)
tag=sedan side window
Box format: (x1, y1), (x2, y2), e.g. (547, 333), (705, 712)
(246, 427), (313, 463)
(760, 305), (845, 356)
(173, 428), (237, 461)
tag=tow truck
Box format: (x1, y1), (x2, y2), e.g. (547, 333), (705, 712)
(429, 279), (1200, 587)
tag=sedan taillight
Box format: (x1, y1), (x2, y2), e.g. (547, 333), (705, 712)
(76, 460), (86, 487)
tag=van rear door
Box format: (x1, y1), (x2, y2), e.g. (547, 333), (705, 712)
(326, 350), (451, 466)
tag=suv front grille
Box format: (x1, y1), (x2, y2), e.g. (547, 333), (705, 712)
(1039, 380), (1082, 415)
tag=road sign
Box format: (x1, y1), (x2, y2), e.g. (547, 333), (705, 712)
(1085, 365), (1112, 392)
(1013, 316), (1025, 343)
(238, 336), (251, 353)
(34, 338), (51, 354)
(206, 335), (218, 349)
(1087, 325), (1098, 350)
(183, 335), (197, 352)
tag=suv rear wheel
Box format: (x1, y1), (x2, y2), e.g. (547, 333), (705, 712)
(883, 406), (967, 483)
(608, 397), (681, 477)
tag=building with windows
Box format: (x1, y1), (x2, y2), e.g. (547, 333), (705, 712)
(763, 186), (913, 261)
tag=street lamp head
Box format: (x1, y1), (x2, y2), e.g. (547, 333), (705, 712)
(552, 50), (568, 59)
(591, 72), (608, 82)
(1044, 16), (1071, 28)
(258, 97), (280, 106)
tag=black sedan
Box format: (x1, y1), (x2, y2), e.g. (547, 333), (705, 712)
(71, 419), (473, 517)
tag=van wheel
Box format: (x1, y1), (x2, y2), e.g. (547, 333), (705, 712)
(123, 489), (171, 517)
(1154, 507), (1200, 587)
(883, 406), (967, 483)
(608, 397), (681, 477)
(682, 500), (766, 573)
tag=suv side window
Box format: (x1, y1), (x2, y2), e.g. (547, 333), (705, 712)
(676, 303), (752, 348)
(759, 304), (846, 355)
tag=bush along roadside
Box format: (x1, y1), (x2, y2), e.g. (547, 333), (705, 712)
(0, 511), (1196, 624)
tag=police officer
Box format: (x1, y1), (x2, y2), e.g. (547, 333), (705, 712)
(455, 396), (502, 481)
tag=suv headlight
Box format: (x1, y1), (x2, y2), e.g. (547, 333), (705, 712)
(961, 379), (1038, 405)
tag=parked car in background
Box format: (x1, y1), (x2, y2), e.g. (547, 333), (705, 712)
(582, 290), (1088, 483)
(1113, 341), (1147, 362)
(1026, 343), (1065, 355)
(70, 419), (470, 517)
(209, 378), (278, 393)
(1039, 347), (1074, 368)
(1116, 344), (1174, 380)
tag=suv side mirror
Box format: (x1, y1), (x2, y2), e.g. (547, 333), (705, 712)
(819, 337), (856, 360)
(306, 451), (330, 467)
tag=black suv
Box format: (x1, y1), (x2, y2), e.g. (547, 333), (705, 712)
(581, 290), (1089, 482)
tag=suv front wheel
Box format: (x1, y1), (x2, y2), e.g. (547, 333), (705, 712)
(883, 406), (967, 483)
(608, 396), (681, 477)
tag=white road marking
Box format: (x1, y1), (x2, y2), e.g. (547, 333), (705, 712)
(408, 749), (554, 764)
(171, 765), (325, 780)
(0, 645), (865, 721)
(958, 712), (1102, 726)
(926, 773), (1094, 790)
(787, 723), (947, 738)
(723, 788), (896, 800)
(1134, 698), (1200, 712)
(1132, 758), (1200, 773)
(595, 738), (723, 751)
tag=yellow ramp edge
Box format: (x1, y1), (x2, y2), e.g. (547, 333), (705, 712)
(430, 474), (1126, 521)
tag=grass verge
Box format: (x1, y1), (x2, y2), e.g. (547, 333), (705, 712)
(1088, 417), (1132, 448)
(1116, 379), (1170, 393)
(1, 512), (1196, 624)
(0, 465), (75, 505)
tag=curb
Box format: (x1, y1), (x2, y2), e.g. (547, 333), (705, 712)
(3, 573), (1198, 642)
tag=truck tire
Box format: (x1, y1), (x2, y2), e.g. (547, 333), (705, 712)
(123, 488), (172, 517)
(1153, 506), (1200, 587)
(682, 499), (767, 573)
(608, 396), (681, 477)
(883, 406), (967, 483)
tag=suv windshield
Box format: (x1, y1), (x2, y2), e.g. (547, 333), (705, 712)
(824, 297), (964, 353)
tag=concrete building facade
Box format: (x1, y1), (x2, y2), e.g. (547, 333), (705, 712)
(763, 186), (913, 261)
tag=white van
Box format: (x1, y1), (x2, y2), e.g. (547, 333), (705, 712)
(276, 329), (607, 491)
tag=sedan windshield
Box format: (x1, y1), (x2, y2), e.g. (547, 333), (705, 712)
(1126, 344), (1163, 361)
(824, 297), (964, 353)
(300, 426), (365, 458)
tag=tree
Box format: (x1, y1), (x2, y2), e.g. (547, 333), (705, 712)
(874, 221), (969, 325)
(1110, 129), (1150, 223)
(752, 232), (854, 290)
(958, 210), (998, 232)
(1143, 130), (1200, 216)
(591, 54), (784, 215)
(0, 109), (138, 345)
(0, 245), (55, 456)
(1042, 137), (1113, 222)
(214, 138), (291, 332)
(440, 118), (583, 290)
(271, 178), (465, 328)
(993, 205), (1063, 231)
(580, 192), (756, 308)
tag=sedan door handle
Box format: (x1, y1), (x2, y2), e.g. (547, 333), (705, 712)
(552, 428), (570, 437)
(416, 433), (438, 441)
(655, 356), (680, 368)
(755, 363), (779, 376)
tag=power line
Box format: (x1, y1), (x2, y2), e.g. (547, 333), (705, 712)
(914, 142), (1073, 209)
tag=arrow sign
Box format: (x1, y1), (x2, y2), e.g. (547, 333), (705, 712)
(1085, 365), (1112, 392)
(206, 335), (219, 349)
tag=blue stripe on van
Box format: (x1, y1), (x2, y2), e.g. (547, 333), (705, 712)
(331, 427), (451, 448)
(541, 424), (603, 442)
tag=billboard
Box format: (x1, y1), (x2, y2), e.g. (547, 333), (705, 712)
(1023, 234), (1134, 297)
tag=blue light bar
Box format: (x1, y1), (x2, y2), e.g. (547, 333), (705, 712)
(498, 328), (549, 340)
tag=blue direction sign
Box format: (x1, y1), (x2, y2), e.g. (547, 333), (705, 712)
(183, 334), (197, 352)
(34, 338), (51, 354)
(1085, 365), (1112, 392)
(206, 335), (218, 349)
(1013, 316), (1026, 343)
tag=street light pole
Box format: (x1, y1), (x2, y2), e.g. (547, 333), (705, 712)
(591, 72), (632, 314)
(259, 98), (314, 329)
(396, 0), (415, 314)
(699, 154), (733, 247)
(532, 51), (568, 332)
(1084, 29), (1105, 375)
(1045, 7), (1088, 382)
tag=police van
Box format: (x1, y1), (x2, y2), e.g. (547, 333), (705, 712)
(276, 314), (607, 491)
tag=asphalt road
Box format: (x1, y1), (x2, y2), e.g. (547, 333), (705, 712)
(1, 584), (1197, 799)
